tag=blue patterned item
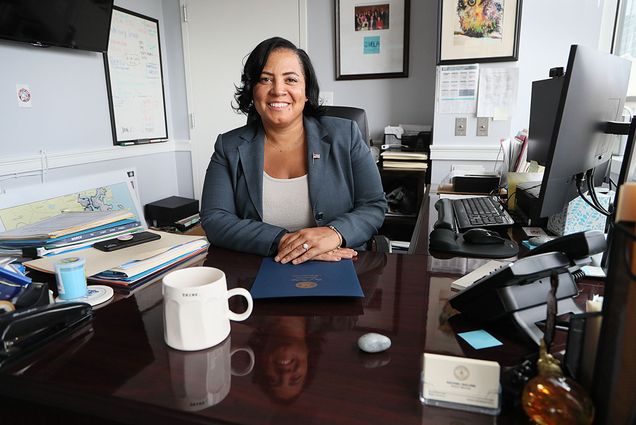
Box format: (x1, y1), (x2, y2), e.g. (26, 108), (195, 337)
(0, 280), (24, 300)
(548, 191), (613, 236)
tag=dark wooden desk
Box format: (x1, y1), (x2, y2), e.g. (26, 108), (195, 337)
(0, 192), (600, 425)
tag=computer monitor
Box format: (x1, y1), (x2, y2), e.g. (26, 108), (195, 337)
(526, 45), (631, 218)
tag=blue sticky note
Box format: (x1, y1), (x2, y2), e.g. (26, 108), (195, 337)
(458, 330), (503, 350)
(363, 36), (380, 54)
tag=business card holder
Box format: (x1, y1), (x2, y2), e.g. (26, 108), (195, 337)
(419, 377), (502, 416)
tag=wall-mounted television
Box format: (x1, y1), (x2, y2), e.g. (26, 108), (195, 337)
(0, 0), (114, 52)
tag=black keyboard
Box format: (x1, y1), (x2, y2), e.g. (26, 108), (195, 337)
(451, 196), (514, 232)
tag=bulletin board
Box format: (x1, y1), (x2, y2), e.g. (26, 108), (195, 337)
(104, 6), (168, 145)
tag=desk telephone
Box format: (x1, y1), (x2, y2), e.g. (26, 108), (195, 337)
(0, 301), (92, 366)
(449, 230), (606, 344)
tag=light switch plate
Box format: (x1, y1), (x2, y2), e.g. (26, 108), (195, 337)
(476, 117), (489, 137)
(455, 117), (467, 136)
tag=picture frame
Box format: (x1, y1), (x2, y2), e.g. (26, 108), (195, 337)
(437, 0), (522, 65)
(335, 0), (410, 80)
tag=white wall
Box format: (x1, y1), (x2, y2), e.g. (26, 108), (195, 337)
(0, 0), (192, 206)
(307, 0), (438, 143)
(430, 0), (613, 184)
(0, 0), (619, 200)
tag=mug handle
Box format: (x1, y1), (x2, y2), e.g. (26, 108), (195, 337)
(230, 347), (255, 376)
(226, 287), (253, 322)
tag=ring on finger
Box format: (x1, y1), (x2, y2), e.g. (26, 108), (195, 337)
(302, 243), (309, 251)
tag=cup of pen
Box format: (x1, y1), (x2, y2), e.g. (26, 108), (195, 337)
(54, 257), (88, 300)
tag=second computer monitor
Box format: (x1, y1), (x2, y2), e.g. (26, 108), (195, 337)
(527, 44), (631, 218)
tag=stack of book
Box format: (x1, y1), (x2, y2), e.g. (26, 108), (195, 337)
(23, 231), (210, 294)
(0, 210), (142, 256)
(88, 238), (209, 292)
(380, 151), (428, 170)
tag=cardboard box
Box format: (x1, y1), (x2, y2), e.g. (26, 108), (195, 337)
(547, 191), (613, 236)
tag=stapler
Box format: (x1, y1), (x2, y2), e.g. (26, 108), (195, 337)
(0, 302), (92, 358)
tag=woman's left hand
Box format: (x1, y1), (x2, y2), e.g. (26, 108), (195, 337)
(275, 227), (349, 265)
(313, 248), (358, 262)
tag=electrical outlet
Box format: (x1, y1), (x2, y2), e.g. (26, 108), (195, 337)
(476, 117), (489, 137)
(455, 117), (467, 136)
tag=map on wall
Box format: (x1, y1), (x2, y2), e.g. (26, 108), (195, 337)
(0, 170), (145, 233)
(0, 182), (139, 231)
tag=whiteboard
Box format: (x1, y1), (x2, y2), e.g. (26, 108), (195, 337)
(104, 7), (168, 145)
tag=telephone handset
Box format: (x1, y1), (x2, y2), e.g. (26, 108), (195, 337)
(521, 229), (606, 260)
(449, 230), (606, 344)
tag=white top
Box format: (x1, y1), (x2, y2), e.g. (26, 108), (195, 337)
(262, 172), (314, 231)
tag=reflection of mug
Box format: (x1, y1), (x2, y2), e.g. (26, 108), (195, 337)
(169, 337), (255, 411)
(163, 267), (253, 351)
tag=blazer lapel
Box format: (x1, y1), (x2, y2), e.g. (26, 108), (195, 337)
(237, 125), (265, 220)
(305, 117), (331, 210)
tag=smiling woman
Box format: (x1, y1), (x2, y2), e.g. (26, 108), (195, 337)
(199, 37), (387, 264)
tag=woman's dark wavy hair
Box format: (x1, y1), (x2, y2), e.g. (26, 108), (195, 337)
(233, 37), (322, 122)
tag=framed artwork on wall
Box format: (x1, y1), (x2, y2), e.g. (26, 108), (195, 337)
(335, 0), (410, 80)
(437, 0), (522, 65)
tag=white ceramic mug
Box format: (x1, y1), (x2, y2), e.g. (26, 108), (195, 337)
(168, 336), (255, 411)
(163, 267), (253, 351)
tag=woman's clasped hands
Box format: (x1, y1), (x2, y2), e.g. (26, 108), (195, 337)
(274, 227), (357, 265)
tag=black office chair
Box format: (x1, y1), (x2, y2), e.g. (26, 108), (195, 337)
(321, 105), (370, 146)
(321, 105), (390, 252)
(248, 105), (370, 145)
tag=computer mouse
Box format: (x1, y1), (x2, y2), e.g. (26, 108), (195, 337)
(462, 228), (506, 245)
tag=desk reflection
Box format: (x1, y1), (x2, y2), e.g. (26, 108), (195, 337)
(249, 316), (313, 403)
(168, 337), (254, 411)
(247, 315), (356, 403)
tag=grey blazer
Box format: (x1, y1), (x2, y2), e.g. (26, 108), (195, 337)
(200, 115), (387, 256)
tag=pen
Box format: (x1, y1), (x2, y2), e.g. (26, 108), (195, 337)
(0, 267), (32, 286)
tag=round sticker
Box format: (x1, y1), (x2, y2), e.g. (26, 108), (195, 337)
(17, 88), (31, 103)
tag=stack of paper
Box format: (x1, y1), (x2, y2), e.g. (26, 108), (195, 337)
(381, 151), (428, 170)
(500, 129), (529, 173)
(90, 239), (209, 290)
(0, 211), (142, 253)
(24, 231), (209, 293)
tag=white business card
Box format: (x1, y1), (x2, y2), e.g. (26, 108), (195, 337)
(522, 226), (548, 238)
(421, 353), (500, 411)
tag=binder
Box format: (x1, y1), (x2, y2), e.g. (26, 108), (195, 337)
(250, 258), (364, 299)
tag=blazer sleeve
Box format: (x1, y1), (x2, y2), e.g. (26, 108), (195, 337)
(200, 135), (287, 256)
(327, 121), (388, 248)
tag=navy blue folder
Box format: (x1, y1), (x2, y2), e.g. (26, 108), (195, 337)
(250, 258), (364, 299)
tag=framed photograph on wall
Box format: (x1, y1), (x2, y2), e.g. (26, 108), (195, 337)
(437, 0), (522, 65)
(335, 0), (410, 80)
